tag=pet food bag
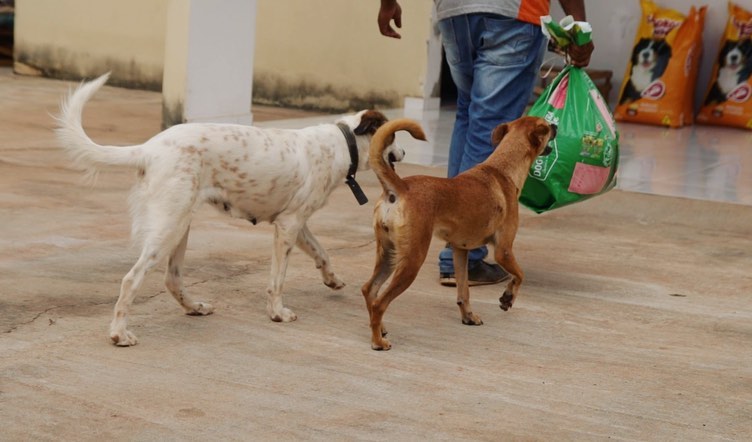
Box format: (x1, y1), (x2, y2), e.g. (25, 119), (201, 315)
(520, 18), (619, 213)
(614, 0), (706, 128)
(697, 2), (752, 130)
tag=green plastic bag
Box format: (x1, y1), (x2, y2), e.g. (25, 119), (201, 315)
(520, 65), (620, 213)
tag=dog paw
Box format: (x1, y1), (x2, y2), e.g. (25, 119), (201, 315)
(324, 274), (345, 290)
(371, 338), (392, 351)
(110, 329), (138, 347)
(499, 292), (514, 311)
(270, 307), (298, 323)
(186, 302), (214, 316)
(462, 313), (484, 326)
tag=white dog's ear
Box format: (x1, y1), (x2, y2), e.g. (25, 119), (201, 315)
(491, 123), (509, 146)
(353, 110), (388, 136)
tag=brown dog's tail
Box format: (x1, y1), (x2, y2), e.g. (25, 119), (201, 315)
(369, 118), (426, 195)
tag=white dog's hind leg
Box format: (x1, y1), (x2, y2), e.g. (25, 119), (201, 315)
(296, 223), (345, 290)
(110, 244), (168, 346)
(164, 226), (214, 316)
(266, 216), (303, 322)
(110, 195), (194, 346)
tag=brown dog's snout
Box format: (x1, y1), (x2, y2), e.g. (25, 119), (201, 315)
(539, 123), (556, 156)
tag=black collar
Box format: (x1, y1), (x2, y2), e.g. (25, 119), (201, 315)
(336, 123), (368, 205)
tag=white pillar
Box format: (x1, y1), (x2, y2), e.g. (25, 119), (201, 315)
(404, 6), (442, 118)
(162, 0), (256, 128)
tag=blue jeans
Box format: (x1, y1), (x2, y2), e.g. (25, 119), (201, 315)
(437, 13), (545, 274)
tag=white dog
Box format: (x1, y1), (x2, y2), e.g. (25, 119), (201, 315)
(56, 73), (400, 346)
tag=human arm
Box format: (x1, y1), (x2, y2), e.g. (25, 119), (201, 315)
(378, 0), (402, 39)
(557, 0), (594, 67)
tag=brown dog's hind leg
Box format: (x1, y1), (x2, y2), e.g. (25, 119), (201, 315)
(452, 248), (482, 325)
(361, 234), (394, 338)
(368, 242), (429, 350)
(494, 245), (523, 311)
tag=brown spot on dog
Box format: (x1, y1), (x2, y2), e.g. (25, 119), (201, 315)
(354, 110), (389, 135)
(182, 145), (198, 155)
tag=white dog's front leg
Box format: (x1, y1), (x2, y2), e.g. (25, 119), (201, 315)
(296, 223), (345, 290)
(266, 218), (301, 322)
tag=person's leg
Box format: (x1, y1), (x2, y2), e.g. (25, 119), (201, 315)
(437, 16), (473, 180)
(438, 15), (473, 277)
(438, 14), (545, 283)
(459, 14), (545, 172)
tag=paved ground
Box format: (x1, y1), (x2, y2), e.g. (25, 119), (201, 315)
(1, 70), (751, 440)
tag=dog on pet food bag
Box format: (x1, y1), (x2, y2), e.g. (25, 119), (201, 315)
(55, 73), (403, 346)
(619, 38), (673, 104)
(704, 39), (752, 105)
(361, 116), (556, 350)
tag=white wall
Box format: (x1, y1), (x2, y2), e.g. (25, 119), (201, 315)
(14, 0), (434, 111)
(15, 0), (749, 112)
(14, 0), (167, 89)
(253, 0), (434, 110)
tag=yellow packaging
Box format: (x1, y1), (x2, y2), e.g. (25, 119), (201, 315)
(697, 2), (752, 130)
(615, 0), (706, 128)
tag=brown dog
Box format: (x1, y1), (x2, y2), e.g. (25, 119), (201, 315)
(361, 116), (556, 350)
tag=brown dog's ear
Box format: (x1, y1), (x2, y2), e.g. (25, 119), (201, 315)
(528, 123), (551, 148)
(491, 123), (509, 146)
(353, 110), (388, 135)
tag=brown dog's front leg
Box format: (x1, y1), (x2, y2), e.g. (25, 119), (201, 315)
(494, 246), (523, 311)
(452, 248), (482, 325)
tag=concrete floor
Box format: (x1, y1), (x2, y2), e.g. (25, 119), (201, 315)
(1, 70), (751, 440)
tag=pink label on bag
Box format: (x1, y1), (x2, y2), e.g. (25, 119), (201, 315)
(547, 75), (570, 109)
(568, 162), (611, 194)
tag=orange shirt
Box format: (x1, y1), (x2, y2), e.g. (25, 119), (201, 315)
(435, 0), (551, 25)
(518, 0), (551, 24)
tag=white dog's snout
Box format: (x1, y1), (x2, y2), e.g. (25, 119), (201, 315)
(385, 145), (406, 164)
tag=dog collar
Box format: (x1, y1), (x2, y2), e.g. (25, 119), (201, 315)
(337, 123), (368, 205)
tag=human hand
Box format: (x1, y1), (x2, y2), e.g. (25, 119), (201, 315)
(378, 0), (402, 39)
(567, 40), (594, 67)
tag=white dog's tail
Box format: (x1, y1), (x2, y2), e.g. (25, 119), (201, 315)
(55, 73), (146, 179)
